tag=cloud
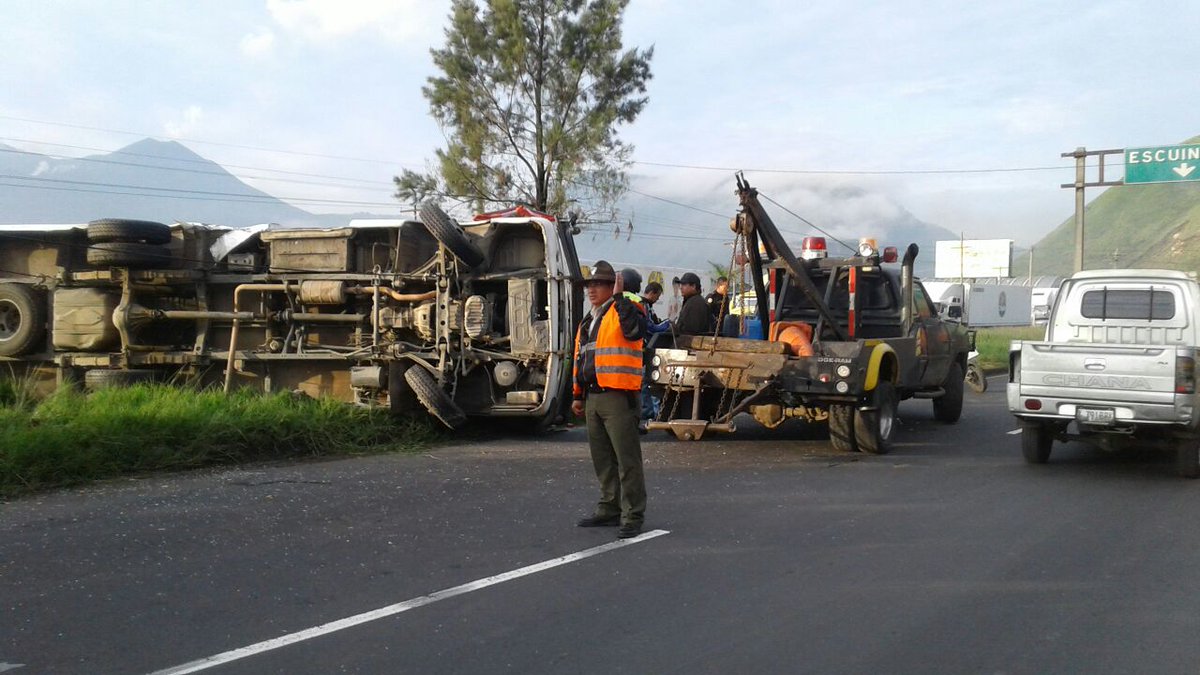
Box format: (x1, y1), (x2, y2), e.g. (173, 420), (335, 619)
(163, 106), (204, 138)
(265, 0), (445, 44)
(995, 97), (1071, 136)
(240, 29), (276, 57)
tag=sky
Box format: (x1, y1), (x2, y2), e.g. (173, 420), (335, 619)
(3, 0), (1198, 247)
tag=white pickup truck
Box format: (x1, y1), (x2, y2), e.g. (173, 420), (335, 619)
(1007, 269), (1200, 477)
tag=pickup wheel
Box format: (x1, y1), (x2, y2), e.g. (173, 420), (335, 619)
(828, 404), (856, 452)
(1020, 420), (1053, 464)
(854, 381), (897, 455)
(933, 362), (964, 423)
(404, 364), (468, 429)
(418, 201), (485, 269)
(1176, 439), (1200, 479)
(0, 283), (47, 357)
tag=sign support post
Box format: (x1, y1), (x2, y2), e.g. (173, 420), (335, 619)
(1060, 147), (1123, 273)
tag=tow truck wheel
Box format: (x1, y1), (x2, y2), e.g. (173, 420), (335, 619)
(933, 362), (964, 423)
(1020, 420), (1053, 464)
(828, 404), (856, 453)
(854, 381), (897, 455)
(1175, 439), (1199, 479)
(418, 201), (485, 269)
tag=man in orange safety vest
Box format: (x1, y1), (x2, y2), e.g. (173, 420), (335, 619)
(572, 260), (648, 539)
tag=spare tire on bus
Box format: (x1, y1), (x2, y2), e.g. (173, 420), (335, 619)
(418, 202), (485, 269)
(87, 219), (172, 245)
(84, 368), (160, 390)
(0, 283), (47, 357)
(87, 242), (174, 269)
(404, 364), (467, 429)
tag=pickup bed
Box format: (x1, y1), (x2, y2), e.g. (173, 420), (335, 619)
(1008, 269), (1200, 477)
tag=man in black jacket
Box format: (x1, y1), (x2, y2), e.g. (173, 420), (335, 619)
(672, 272), (711, 336)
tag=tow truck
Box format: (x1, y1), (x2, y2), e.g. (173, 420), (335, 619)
(646, 175), (973, 453)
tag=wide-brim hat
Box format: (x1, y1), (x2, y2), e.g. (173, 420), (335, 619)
(586, 260), (617, 284)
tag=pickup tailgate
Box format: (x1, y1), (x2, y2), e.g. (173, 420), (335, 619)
(1017, 341), (1178, 406)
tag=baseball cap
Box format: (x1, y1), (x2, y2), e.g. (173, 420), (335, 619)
(673, 272), (701, 286)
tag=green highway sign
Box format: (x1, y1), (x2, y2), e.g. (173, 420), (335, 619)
(1125, 144), (1200, 184)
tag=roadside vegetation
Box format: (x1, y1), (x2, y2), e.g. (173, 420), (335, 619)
(0, 380), (441, 498)
(975, 325), (1046, 370)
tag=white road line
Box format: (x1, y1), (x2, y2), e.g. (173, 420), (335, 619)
(0, 663), (25, 672)
(148, 529), (671, 675)
(1007, 429), (1023, 435)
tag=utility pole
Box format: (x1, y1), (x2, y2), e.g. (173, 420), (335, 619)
(1028, 246), (1034, 281)
(1061, 147), (1124, 273)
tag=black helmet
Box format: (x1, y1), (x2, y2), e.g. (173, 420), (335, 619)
(620, 268), (642, 294)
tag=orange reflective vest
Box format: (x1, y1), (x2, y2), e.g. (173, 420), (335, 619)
(573, 302), (645, 396)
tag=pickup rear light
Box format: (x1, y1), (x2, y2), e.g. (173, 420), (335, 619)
(1176, 355), (1196, 394)
(1023, 399), (1042, 411)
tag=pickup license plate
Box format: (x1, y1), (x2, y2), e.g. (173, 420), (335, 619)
(1077, 407), (1115, 425)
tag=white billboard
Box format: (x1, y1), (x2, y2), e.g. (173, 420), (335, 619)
(934, 239), (1013, 279)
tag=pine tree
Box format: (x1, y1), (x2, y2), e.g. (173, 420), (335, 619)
(395, 0), (653, 223)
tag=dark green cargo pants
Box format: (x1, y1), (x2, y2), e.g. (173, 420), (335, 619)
(585, 390), (646, 526)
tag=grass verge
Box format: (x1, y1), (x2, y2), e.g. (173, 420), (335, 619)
(975, 325), (1046, 370)
(0, 384), (442, 498)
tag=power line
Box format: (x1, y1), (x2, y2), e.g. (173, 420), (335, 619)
(3, 114), (1104, 180)
(632, 159), (1087, 175)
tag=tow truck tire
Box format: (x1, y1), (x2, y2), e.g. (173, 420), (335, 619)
(404, 364), (468, 429)
(933, 362), (964, 423)
(1175, 439), (1200, 479)
(0, 283), (47, 357)
(1020, 420), (1053, 464)
(87, 218), (172, 245)
(828, 404), (857, 453)
(418, 201), (485, 269)
(854, 381), (897, 455)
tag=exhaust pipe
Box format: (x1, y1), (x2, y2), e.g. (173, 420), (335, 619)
(900, 243), (919, 335)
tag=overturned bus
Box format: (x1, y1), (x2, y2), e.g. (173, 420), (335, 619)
(0, 203), (583, 429)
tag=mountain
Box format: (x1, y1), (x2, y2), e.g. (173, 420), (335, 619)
(0, 139), (349, 227)
(1017, 134), (1200, 277)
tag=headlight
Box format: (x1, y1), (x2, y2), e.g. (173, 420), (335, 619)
(836, 365), (851, 378)
(835, 381), (850, 393)
(651, 370), (661, 382)
(651, 354), (661, 367)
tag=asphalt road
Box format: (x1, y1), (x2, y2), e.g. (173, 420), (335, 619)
(4, 375), (1200, 674)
